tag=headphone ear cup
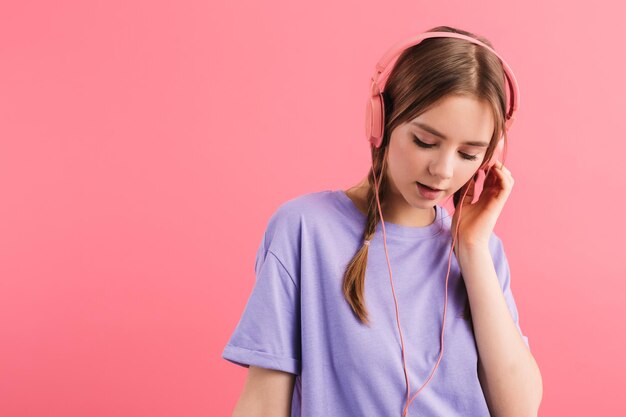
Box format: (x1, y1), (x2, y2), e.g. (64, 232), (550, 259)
(470, 135), (503, 205)
(485, 135), (505, 170)
(366, 93), (385, 148)
(505, 115), (515, 130)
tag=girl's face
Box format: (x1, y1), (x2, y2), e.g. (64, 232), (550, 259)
(383, 94), (495, 225)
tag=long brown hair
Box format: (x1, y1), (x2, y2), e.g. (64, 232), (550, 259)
(342, 25), (510, 325)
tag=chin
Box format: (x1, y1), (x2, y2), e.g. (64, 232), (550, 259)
(409, 194), (439, 207)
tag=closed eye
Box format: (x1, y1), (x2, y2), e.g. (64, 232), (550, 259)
(412, 135), (479, 161)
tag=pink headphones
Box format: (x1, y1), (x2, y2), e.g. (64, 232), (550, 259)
(363, 30), (520, 416)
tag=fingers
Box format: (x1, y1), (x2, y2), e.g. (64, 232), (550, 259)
(492, 161), (515, 195)
(495, 161), (514, 180)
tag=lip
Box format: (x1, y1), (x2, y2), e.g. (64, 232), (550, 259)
(416, 181), (445, 192)
(416, 182), (443, 200)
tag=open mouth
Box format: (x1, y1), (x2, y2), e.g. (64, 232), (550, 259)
(416, 182), (443, 199)
(416, 182), (442, 192)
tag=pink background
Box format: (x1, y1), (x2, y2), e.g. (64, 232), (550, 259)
(0, 0), (624, 416)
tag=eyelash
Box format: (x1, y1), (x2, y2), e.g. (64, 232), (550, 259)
(412, 135), (479, 161)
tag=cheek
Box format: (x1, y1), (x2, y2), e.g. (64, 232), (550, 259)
(441, 164), (470, 187)
(405, 148), (430, 167)
(454, 170), (479, 190)
(389, 147), (418, 173)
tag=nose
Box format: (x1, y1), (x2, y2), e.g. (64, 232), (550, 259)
(428, 153), (454, 182)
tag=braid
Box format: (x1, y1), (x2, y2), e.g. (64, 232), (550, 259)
(341, 145), (388, 325)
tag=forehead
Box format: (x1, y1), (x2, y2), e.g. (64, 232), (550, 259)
(409, 95), (494, 146)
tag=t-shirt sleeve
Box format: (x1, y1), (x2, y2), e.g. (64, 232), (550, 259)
(221, 233), (302, 375)
(491, 235), (531, 350)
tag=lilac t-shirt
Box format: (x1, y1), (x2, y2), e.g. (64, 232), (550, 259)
(222, 189), (530, 416)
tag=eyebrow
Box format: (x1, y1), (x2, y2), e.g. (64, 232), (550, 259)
(410, 121), (490, 147)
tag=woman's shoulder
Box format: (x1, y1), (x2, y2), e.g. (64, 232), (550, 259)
(267, 189), (338, 227)
(254, 190), (346, 278)
(276, 189), (334, 210)
(261, 189), (340, 256)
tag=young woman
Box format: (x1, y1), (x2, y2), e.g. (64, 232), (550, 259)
(222, 25), (542, 417)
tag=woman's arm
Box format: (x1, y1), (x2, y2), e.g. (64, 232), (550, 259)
(457, 242), (543, 417)
(230, 365), (296, 417)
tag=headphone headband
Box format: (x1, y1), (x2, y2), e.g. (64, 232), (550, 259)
(368, 31), (519, 132)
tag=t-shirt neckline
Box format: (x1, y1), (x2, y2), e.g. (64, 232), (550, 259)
(331, 189), (444, 239)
